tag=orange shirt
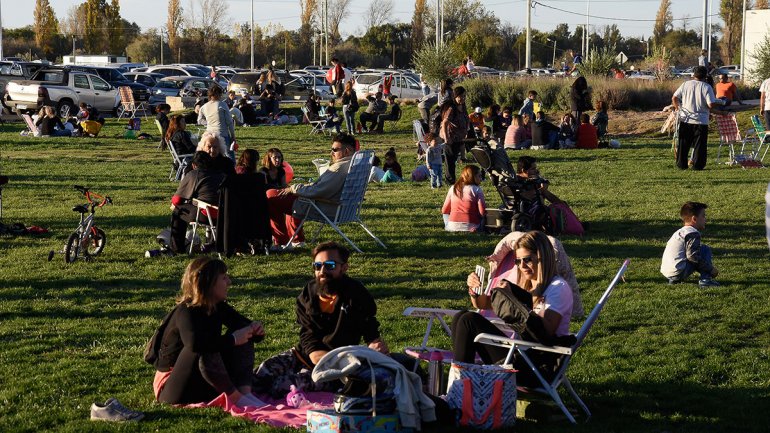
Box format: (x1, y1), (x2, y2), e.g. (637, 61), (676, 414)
(715, 82), (737, 100)
(318, 294), (338, 313)
(469, 113), (485, 129)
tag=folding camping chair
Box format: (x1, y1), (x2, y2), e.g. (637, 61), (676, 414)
(474, 259), (630, 424)
(117, 86), (148, 120)
(168, 142), (193, 182)
(714, 112), (742, 164)
(188, 199), (218, 255)
(155, 119), (166, 150)
(301, 106), (330, 135)
(413, 119), (429, 160)
(21, 114), (40, 137)
(284, 150), (386, 253)
(749, 114), (770, 163)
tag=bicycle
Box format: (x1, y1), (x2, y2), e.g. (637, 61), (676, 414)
(48, 185), (112, 263)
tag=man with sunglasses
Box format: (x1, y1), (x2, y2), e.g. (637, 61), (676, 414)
(253, 241), (389, 397)
(268, 133), (357, 251)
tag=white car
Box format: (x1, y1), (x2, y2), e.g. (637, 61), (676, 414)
(352, 72), (425, 99)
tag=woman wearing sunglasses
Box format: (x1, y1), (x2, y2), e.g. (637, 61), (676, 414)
(451, 230), (574, 386)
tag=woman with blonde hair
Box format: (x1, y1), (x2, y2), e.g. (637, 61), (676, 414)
(153, 257), (267, 407)
(441, 165), (486, 232)
(451, 230), (574, 386)
(341, 81), (359, 133)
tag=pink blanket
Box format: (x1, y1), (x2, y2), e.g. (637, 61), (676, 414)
(153, 370), (334, 428)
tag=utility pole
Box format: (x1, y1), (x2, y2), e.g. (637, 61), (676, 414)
(702, 0), (709, 51)
(72, 36), (76, 58)
(525, 0), (532, 69)
(585, 0), (591, 56)
(740, 0), (747, 80)
(435, 0), (440, 49)
(284, 33), (288, 69)
(440, 0), (444, 47)
(160, 30), (164, 64)
(0, 0), (3, 61)
(324, 0), (329, 65)
(707, 0), (713, 62)
(250, 0), (254, 70)
(548, 38), (556, 68)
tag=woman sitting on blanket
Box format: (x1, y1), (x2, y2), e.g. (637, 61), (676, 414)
(451, 230), (574, 387)
(153, 257), (267, 408)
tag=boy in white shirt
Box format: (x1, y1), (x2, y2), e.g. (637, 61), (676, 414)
(661, 201), (720, 288)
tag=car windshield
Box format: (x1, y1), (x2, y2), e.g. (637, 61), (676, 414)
(230, 73), (262, 84)
(157, 80), (185, 89)
(185, 68), (208, 77)
(356, 74), (382, 85)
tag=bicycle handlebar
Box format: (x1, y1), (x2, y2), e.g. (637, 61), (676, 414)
(73, 185), (112, 208)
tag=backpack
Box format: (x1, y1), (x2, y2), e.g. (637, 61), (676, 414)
(143, 306), (177, 366)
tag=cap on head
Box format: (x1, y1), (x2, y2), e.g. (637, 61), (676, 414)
(475, 107), (482, 114)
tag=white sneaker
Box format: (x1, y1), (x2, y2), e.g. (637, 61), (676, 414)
(291, 241), (306, 249)
(90, 398), (144, 422)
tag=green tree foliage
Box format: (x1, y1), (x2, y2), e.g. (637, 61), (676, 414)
(359, 23), (411, 67)
(33, 0), (59, 59)
(577, 46), (619, 77)
(167, 0), (184, 57)
(85, 0), (108, 53)
(107, 0), (124, 54)
(643, 44), (674, 80)
(126, 29), (161, 63)
(748, 30), (770, 85)
(411, 0), (427, 52)
(719, 0), (747, 64)
(412, 41), (458, 85)
(450, 18), (502, 67)
(653, 0), (673, 43)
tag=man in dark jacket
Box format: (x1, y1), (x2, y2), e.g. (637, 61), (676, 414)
(530, 111), (560, 149)
(374, 95), (401, 133)
(253, 241), (389, 397)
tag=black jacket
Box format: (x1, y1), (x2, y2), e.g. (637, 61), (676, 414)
(295, 275), (381, 366)
(531, 120), (559, 147)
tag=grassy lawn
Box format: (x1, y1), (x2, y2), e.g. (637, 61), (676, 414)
(0, 106), (769, 432)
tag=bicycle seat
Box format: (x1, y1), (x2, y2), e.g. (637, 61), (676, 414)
(72, 204), (89, 213)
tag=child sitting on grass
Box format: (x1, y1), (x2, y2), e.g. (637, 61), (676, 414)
(660, 201), (721, 288)
(575, 113), (598, 149)
(381, 147), (402, 182)
(591, 101), (609, 145)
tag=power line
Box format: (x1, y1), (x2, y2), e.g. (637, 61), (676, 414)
(533, 1), (719, 23)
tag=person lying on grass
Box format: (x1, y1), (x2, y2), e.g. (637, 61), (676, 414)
(153, 257), (267, 408)
(452, 230), (575, 387)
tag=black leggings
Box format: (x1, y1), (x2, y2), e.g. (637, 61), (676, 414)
(676, 122), (709, 170)
(159, 342), (254, 405)
(451, 310), (562, 387)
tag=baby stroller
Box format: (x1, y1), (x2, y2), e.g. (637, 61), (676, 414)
(469, 140), (554, 234)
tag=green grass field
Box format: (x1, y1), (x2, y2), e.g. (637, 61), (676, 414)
(0, 106), (769, 432)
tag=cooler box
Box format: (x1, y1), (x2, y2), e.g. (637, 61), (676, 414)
(307, 409), (411, 433)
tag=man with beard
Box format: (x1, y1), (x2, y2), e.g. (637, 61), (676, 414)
(252, 241), (388, 397)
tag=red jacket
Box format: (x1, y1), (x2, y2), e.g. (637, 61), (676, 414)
(576, 123), (598, 149)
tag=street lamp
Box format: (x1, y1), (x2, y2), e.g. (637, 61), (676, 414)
(250, 0), (254, 70)
(547, 38), (556, 68)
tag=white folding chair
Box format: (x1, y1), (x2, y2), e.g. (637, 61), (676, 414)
(413, 119), (428, 160)
(22, 114), (40, 136)
(474, 259), (630, 424)
(168, 143), (192, 182)
(285, 150), (386, 253)
(301, 106), (330, 135)
(188, 199), (218, 255)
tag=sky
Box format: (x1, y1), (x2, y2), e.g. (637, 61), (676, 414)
(2, 0), (717, 41)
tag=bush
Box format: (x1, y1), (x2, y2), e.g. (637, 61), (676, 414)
(461, 76), (688, 112)
(412, 43), (459, 87)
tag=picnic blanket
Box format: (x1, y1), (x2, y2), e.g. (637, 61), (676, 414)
(153, 370), (334, 427)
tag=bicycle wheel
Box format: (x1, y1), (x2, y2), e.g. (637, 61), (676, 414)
(64, 232), (81, 263)
(85, 228), (107, 257)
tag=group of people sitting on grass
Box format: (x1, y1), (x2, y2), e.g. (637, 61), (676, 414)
(28, 103), (105, 137)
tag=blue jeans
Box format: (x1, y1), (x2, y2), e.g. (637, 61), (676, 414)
(429, 163), (443, 188)
(669, 244), (713, 282)
(344, 107), (357, 133)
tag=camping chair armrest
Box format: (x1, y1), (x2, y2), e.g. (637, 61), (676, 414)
(297, 196), (340, 206)
(474, 333), (573, 355)
(402, 307), (462, 318)
(191, 199), (217, 210)
(179, 153), (193, 158)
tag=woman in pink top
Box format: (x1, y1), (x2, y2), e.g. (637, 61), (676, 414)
(504, 114), (532, 149)
(442, 165), (486, 232)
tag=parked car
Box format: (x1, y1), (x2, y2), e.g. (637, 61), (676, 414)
(64, 65), (151, 104)
(145, 65), (208, 78)
(352, 72), (425, 99)
(626, 70), (656, 80)
(123, 72), (165, 88)
(148, 76), (222, 110)
(0, 61), (46, 112)
(4, 68), (118, 117)
(227, 70), (326, 101)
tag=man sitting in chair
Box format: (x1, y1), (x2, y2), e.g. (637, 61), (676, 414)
(373, 95), (401, 133)
(267, 133), (357, 251)
(168, 151), (225, 254)
(253, 241), (390, 397)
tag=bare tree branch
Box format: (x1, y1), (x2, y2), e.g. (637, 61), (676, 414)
(364, 0), (394, 29)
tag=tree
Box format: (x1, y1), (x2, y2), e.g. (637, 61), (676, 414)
(364, 0), (394, 29)
(719, 0), (748, 64)
(60, 4), (86, 39)
(748, 30), (770, 84)
(755, 0), (768, 8)
(327, 0), (352, 41)
(107, 0), (124, 54)
(653, 0), (673, 43)
(126, 29), (161, 63)
(167, 0), (184, 57)
(411, 0), (427, 51)
(188, 0), (230, 35)
(412, 41), (458, 85)
(450, 18), (502, 66)
(85, 0), (108, 53)
(359, 23), (410, 67)
(34, 0), (59, 59)
(300, 0), (317, 28)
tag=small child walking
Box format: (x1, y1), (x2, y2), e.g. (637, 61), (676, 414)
(424, 132), (445, 189)
(660, 201), (721, 288)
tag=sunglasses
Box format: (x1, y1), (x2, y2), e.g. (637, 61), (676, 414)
(514, 256), (536, 266)
(312, 260), (338, 271)
(331, 147), (344, 153)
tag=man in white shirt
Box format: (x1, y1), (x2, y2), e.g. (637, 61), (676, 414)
(671, 66), (723, 170)
(697, 49), (707, 67)
(760, 75), (770, 130)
